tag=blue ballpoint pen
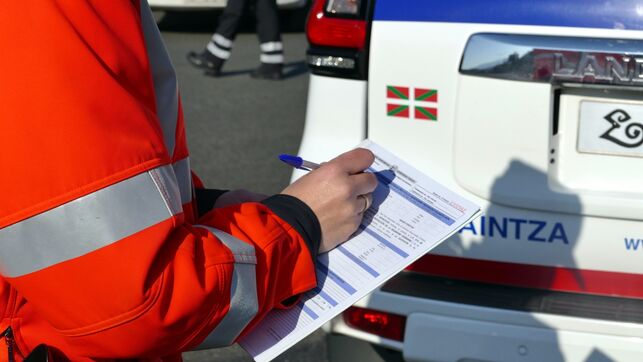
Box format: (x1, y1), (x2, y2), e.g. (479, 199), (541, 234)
(278, 154), (321, 171)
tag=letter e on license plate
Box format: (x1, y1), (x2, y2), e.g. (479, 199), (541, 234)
(577, 100), (643, 157)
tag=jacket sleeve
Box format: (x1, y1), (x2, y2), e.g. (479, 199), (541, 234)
(0, 1), (319, 359)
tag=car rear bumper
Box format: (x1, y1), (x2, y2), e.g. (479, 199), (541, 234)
(331, 273), (643, 361)
(404, 312), (643, 362)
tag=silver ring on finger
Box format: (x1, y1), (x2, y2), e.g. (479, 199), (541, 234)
(358, 194), (371, 214)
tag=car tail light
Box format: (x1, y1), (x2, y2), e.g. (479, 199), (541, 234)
(305, 0), (373, 79)
(306, 0), (367, 49)
(343, 306), (406, 341)
(326, 0), (360, 15)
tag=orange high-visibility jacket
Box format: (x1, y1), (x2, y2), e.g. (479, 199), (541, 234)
(0, 1), (319, 360)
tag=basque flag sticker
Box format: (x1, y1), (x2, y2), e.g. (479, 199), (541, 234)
(386, 85), (438, 121)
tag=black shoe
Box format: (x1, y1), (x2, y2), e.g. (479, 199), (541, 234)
(250, 63), (283, 80)
(186, 50), (224, 76)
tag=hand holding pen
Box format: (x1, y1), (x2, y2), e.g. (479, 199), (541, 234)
(278, 154), (321, 171)
(279, 148), (377, 253)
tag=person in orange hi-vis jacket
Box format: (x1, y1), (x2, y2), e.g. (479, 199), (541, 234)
(0, 1), (377, 361)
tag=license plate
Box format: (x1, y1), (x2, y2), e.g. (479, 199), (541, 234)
(577, 100), (643, 157)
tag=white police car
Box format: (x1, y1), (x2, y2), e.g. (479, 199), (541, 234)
(297, 0), (643, 361)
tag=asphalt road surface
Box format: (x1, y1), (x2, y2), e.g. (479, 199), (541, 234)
(155, 10), (330, 362)
(159, 10), (311, 196)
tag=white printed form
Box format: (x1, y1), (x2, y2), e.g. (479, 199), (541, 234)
(239, 140), (481, 361)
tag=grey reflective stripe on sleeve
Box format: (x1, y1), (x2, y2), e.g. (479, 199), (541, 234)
(195, 226), (259, 349)
(172, 157), (192, 205)
(139, 1), (179, 157)
(0, 166), (182, 277)
(150, 164), (183, 216)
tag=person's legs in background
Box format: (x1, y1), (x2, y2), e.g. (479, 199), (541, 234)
(252, 0), (284, 79)
(187, 0), (247, 76)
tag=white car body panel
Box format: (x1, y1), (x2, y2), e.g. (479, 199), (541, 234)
(292, 74), (368, 181)
(367, 22), (643, 275)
